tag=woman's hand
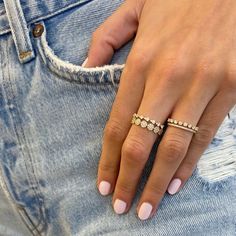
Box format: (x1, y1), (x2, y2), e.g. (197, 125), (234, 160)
(83, 0), (236, 220)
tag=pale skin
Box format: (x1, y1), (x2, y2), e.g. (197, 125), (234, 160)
(83, 0), (236, 220)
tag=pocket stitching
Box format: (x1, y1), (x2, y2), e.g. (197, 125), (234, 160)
(35, 21), (125, 85)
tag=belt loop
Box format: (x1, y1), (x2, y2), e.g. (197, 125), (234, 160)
(3, 0), (35, 63)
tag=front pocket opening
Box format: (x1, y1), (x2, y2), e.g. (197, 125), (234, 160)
(36, 21), (125, 85)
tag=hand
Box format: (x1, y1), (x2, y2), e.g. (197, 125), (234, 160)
(83, 0), (236, 220)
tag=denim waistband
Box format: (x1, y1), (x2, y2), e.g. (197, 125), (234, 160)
(0, 0), (91, 36)
(0, 0), (91, 64)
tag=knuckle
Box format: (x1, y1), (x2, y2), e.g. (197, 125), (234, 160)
(160, 60), (189, 85)
(116, 181), (134, 195)
(99, 161), (117, 173)
(192, 125), (214, 147)
(183, 160), (196, 173)
(128, 48), (150, 71)
(122, 137), (148, 163)
(179, 161), (196, 179)
(195, 61), (213, 75)
(161, 138), (187, 163)
(146, 183), (165, 197)
(194, 60), (221, 83)
(104, 119), (125, 143)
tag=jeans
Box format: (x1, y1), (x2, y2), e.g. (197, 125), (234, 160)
(0, 0), (235, 235)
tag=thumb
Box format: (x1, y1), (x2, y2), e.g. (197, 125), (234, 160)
(82, 0), (145, 67)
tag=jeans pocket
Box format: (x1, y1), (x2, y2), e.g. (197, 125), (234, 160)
(31, 0), (129, 86)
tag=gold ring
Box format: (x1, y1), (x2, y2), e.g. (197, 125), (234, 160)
(131, 113), (165, 135)
(167, 118), (199, 134)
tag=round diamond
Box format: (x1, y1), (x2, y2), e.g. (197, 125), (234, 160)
(154, 126), (160, 133)
(174, 120), (178, 124)
(135, 118), (141, 125)
(144, 117), (150, 121)
(188, 124), (192, 128)
(183, 122), (188, 127)
(141, 120), (147, 128)
(178, 121), (183, 125)
(147, 123), (154, 130)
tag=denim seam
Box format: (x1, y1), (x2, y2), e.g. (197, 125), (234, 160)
(0, 167), (37, 235)
(5, 44), (44, 236)
(0, 40), (39, 236)
(2, 37), (47, 236)
(0, 170), (46, 236)
(6, 46), (46, 236)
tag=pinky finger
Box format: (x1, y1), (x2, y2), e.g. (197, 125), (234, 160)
(167, 89), (235, 195)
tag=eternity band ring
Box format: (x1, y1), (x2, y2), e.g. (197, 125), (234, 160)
(131, 113), (165, 135)
(167, 118), (199, 134)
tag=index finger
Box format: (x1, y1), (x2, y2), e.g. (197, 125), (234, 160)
(97, 58), (145, 195)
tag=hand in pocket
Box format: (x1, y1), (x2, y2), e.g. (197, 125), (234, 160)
(84, 0), (236, 220)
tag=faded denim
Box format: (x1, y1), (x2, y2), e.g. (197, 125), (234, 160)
(0, 0), (235, 235)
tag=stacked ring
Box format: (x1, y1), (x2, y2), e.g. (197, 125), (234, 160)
(131, 113), (165, 135)
(167, 118), (199, 134)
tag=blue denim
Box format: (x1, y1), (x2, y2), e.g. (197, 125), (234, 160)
(0, 0), (235, 235)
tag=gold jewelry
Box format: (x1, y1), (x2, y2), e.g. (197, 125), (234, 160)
(167, 118), (199, 134)
(131, 113), (164, 135)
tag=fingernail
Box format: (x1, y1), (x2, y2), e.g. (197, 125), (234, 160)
(81, 57), (88, 67)
(138, 202), (153, 220)
(168, 178), (182, 195)
(98, 181), (111, 196)
(114, 199), (127, 214)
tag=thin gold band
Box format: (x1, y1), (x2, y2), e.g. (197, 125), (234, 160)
(167, 118), (199, 134)
(168, 123), (197, 133)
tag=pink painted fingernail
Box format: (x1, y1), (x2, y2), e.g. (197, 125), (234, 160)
(98, 181), (111, 196)
(114, 199), (127, 214)
(81, 57), (88, 67)
(138, 202), (153, 220)
(168, 178), (182, 195)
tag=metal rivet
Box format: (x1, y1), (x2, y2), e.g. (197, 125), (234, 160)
(32, 24), (44, 38)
